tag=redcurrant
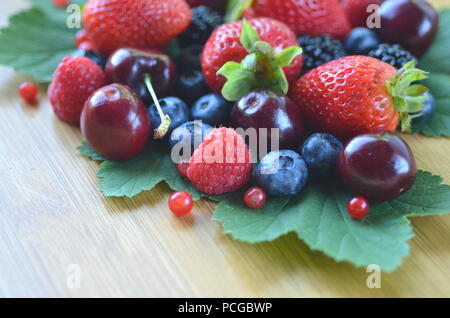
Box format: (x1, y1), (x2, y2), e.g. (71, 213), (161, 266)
(244, 187), (267, 209)
(169, 191), (193, 216)
(347, 196), (370, 220)
(19, 82), (38, 104)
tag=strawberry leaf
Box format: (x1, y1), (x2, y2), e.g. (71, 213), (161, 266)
(0, 4), (79, 82)
(217, 20), (302, 101)
(225, 0), (254, 23)
(213, 170), (450, 272)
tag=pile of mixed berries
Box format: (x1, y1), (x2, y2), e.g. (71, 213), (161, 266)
(21, 0), (440, 219)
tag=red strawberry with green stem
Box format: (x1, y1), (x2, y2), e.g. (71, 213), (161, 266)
(83, 0), (191, 55)
(202, 18), (303, 101)
(226, 0), (351, 40)
(291, 56), (428, 140)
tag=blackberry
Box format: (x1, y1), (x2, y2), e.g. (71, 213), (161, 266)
(179, 6), (222, 47)
(298, 35), (346, 73)
(368, 44), (417, 70)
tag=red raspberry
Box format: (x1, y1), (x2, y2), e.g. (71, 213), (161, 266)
(83, 0), (191, 55)
(53, 0), (69, 8)
(186, 128), (253, 195)
(48, 56), (107, 126)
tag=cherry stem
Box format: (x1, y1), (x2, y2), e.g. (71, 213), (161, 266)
(144, 74), (171, 139)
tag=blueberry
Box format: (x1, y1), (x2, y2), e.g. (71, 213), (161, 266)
(170, 121), (213, 160)
(179, 6), (223, 47)
(411, 91), (436, 125)
(148, 97), (189, 137)
(72, 49), (106, 69)
(176, 45), (203, 72)
(176, 70), (209, 103)
(301, 133), (343, 176)
(191, 94), (232, 126)
(344, 27), (380, 55)
(255, 150), (309, 197)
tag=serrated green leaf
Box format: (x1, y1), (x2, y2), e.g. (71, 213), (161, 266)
(0, 5), (79, 82)
(213, 170), (450, 272)
(212, 193), (291, 242)
(221, 73), (254, 101)
(373, 170), (450, 217)
(77, 141), (106, 161)
(96, 147), (168, 198)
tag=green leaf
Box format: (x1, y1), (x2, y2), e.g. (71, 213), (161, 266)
(412, 10), (450, 137)
(96, 147), (168, 198)
(412, 72), (450, 137)
(212, 193), (291, 242)
(77, 141), (106, 161)
(0, 5), (79, 82)
(221, 73), (255, 101)
(275, 46), (303, 67)
(213, 170), (450, 272)
(420, 9), (450, 74)
(225, 0), (254, 23)
(240, 19), (260, 52)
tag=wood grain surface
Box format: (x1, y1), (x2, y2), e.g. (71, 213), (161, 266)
(0, 0), (449, 298)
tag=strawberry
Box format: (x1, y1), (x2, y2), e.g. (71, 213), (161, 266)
(230, 0), (351, 40)
(340, 0), (383, 28)
(83, 0), (191, 55)
(48, 56), (107, 126)
(291, 56), (428, 140)
(202, 18), (303, 101)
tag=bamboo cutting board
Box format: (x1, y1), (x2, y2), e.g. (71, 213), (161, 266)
(0, 0), (449, 298)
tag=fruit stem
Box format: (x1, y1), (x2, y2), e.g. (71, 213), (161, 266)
(144, 74), (171, 139)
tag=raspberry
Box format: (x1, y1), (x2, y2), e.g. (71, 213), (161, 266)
(83, 0), (191, 55)
(48, 56), (107, 126)
(186, 128), (253, 195)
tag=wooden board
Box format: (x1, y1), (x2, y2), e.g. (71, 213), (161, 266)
(0, 0), (449, 298)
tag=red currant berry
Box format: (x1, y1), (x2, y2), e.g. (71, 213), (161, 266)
(19, 82), (38, 104)
(244, 187), (267, 209)
(169, 191), (193, 217)
(52, 0), (69, 8)
(347, 196), (370, 220)
(75, 29), (89, 47)
(177, 160), (189, 179)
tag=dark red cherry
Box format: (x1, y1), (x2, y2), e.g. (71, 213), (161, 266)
(337, 131), (417, 202)
(231, 90), (305, 150)
(105, 48), (176, 105)
(378, 0), (439, 57)
(81, 84), (151, 161)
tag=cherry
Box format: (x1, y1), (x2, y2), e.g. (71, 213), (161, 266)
(105, 48), (176, 105)
(337, 131), (417, 202)
(19, 82), (38, 104)
(347, 196), (370, 220)
(81, 84), (151, 161)
(244, 187), (267, 209)
(378, 0), (439, 57)
(169, 191), (194, 216)
(231, 90), (305, 150)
